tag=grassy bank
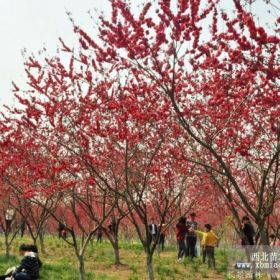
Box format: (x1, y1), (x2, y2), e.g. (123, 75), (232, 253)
(0, 235), (239, 279)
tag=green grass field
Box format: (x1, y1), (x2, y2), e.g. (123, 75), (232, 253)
(0, 235), (269, 279)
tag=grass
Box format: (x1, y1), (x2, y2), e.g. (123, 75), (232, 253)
(0, 234), (255, 280)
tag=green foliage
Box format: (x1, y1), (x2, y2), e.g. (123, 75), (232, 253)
(191, 260), (200, 273)
(0, 254), (19, 273)
(224, 275), (235, 280)
(200, 269), (209, 278)
(128, 276), (139, 280)
(156, 261), (177, 279)
(40, 263), (78, 280)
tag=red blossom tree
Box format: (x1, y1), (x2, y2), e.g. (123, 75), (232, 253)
(0, 1), (279, 280)
(74, 0), (279, 245)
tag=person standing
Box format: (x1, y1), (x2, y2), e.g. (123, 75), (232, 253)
(276, 235), (280, 247)
(96, 227), (103, 243)
(5, 208), (15, 233)
(20, 219), (26, 238)
(196, 230), (207, 263)
(108, 216), (117, 236)
(148, 218), (158, 243)
(58, 222), (65, 239)
(186, 213), (198, 259)
(241, 216), (255, 246)
(196, 224), (219, 268)
(158, 221), (168, 251)
(176, 217), (188, 261)
(241, 216), (256, 279)
(269, 234), (276, 246)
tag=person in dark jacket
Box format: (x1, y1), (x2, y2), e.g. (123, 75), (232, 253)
(28, 245), (42, 269)
(148, 218), (158, 243)
(176, 217), (188, 261)
(0, 244), (41, 280)
(186, 213), (198, 259)
(58, 222), (65, 239)
(13, 244), (41, 280)
(96, 227), (103, 243)
(241, 216), (255, 245)
(20, 219), (26, 238)
(108, 216), (117, 236)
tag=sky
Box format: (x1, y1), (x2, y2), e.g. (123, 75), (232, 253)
(0, 0), (275, 110)
(0, 0), (112, 109)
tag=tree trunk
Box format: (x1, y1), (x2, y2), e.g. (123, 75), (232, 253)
(107, 222), (122, 265)
(146, 253), (154, 280)
(254, 218), (269, 245)
(4, 233), (10, 258)
(259, 227), (268, 245)
(39, 231), (47, 254)
(78, 255), (86, 280)
(113, 242), (121, 265)
(31, 236), (37, 246)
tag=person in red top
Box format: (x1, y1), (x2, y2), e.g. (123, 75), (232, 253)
(276, 236), (280, 247)
(176, 216), (188, 261)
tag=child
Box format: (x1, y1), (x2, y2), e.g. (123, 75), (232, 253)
(196, 224), (218, 268)
(0, 244), (41, 280)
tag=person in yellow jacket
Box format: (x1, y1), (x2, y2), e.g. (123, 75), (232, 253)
(196, 224), (219, 268)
